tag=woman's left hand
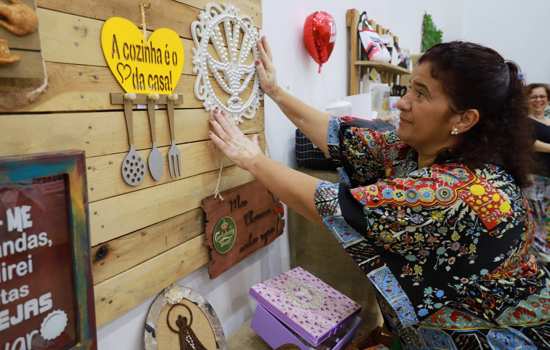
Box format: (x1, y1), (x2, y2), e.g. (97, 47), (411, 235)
(209, 109), (263, 170)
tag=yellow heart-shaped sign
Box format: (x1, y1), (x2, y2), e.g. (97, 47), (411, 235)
(101, 17), (184, 94)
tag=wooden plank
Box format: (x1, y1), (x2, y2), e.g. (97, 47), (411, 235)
(87, 135), (265, 202)
(0, 0), (41, 50)
(0, 62), (261, 112)
(25, 63), (198, 112)
(176, 0), (261, 26)
(94, 234), (208, 326)
(38, 0), (200, 40)
(347, 9), (360, 95)
(91, 208), (203, 284)
(38, 8), (195, 75)
(89, 165), (254, 245)
(0, 108), (263, 157)
(0, 50), (44, 79)
(355, 61), (411, 75)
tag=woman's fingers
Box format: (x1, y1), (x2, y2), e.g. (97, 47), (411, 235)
(256, 60), (268, 84)
(261, 36), (273, 61)
(209, 116), (230, 142)
(215, 109), (242, 138)
(209, 130), (228, 151)
(257, 37), (274, 72)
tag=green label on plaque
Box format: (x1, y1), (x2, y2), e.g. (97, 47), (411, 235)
(212, 216), (237, 254)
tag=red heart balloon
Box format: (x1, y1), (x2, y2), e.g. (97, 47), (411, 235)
(303, 11), (336, 73)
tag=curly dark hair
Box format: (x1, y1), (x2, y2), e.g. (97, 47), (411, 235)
(419, 41), (532, 187)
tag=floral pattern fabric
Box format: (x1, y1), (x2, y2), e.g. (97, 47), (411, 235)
(526, 174), (550, 264)
(314, 116), (550, 349)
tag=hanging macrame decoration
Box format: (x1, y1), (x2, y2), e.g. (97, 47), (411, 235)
(191, 2), (262, 123)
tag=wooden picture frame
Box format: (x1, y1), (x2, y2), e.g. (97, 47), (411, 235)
(0, 151), (96, 350)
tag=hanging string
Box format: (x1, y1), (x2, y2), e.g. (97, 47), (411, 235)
(213, 157), (224, 201)
(140, 1), (151, 39)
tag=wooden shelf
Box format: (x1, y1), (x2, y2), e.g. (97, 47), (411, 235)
(354, 60), (410, 75)
(346, 8), (410, 95)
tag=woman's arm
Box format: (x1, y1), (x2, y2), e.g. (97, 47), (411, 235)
(209, 109), (321, 223)
(256, 36), (330, 155)
(534, 139), (550, 153)
(247, 153), (322, 223)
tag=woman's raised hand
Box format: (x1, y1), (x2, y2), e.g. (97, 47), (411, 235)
(256, 36), (280, 99)
(209, 109), (263, 170)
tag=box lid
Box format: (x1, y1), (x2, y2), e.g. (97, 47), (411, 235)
(249, 267), (361, 347)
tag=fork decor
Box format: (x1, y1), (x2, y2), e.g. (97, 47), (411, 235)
(166, 94), (183, 179)
(191, 2), (262, 124)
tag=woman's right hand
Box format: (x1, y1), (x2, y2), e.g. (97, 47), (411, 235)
(256, 36), (280, 99)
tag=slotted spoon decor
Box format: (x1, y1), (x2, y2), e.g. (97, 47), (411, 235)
(121, 93), (146, 186)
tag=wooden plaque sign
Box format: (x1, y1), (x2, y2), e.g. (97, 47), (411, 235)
(144, 284), (226, 350)
(0, 152), (96, 350)
(202, 180), (284, 278)
(101, 17), (184, 95)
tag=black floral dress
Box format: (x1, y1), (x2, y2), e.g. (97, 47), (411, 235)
(314, 116), (550, 349)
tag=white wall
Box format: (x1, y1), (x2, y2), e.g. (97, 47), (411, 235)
(461, 0), (550, 83)
(263, 0), (463, 165)
(98, 1), (463, 349)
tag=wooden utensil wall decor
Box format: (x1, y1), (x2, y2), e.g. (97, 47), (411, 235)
(202, 180), (284, 278)
(102, 11), (187, 186)
(0, 151), (96, 350)
(110, 93), (184, 186)
(191, 2), (262, 124)
(144, 284), (226, 350)
(0, 0), (47, 110)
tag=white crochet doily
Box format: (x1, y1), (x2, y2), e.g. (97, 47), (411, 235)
(192, 2), (262, 123)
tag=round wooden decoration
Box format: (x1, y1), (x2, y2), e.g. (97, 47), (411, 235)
(144, 284), (226, 349)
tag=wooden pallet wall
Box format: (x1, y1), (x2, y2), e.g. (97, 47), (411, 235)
(0, 0), (263, 327)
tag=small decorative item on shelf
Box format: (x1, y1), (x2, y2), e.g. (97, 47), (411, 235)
(357, 11), (390, 63)
(303, 11), (336, 73)
(250, 267), (362, 350)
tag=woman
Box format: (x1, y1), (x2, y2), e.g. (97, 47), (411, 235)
(526, 83), (550, 264)
(527, 83), (550, 121)
(209, 40), (549, 349)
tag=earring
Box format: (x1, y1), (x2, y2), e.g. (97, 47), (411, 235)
(451, 127), (459, 135)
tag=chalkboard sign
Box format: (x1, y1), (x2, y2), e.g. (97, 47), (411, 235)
(0, 152), (96, 350)
(202, 180), (284, 278)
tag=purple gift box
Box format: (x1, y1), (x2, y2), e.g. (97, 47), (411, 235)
(250, 267), (362, 349)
